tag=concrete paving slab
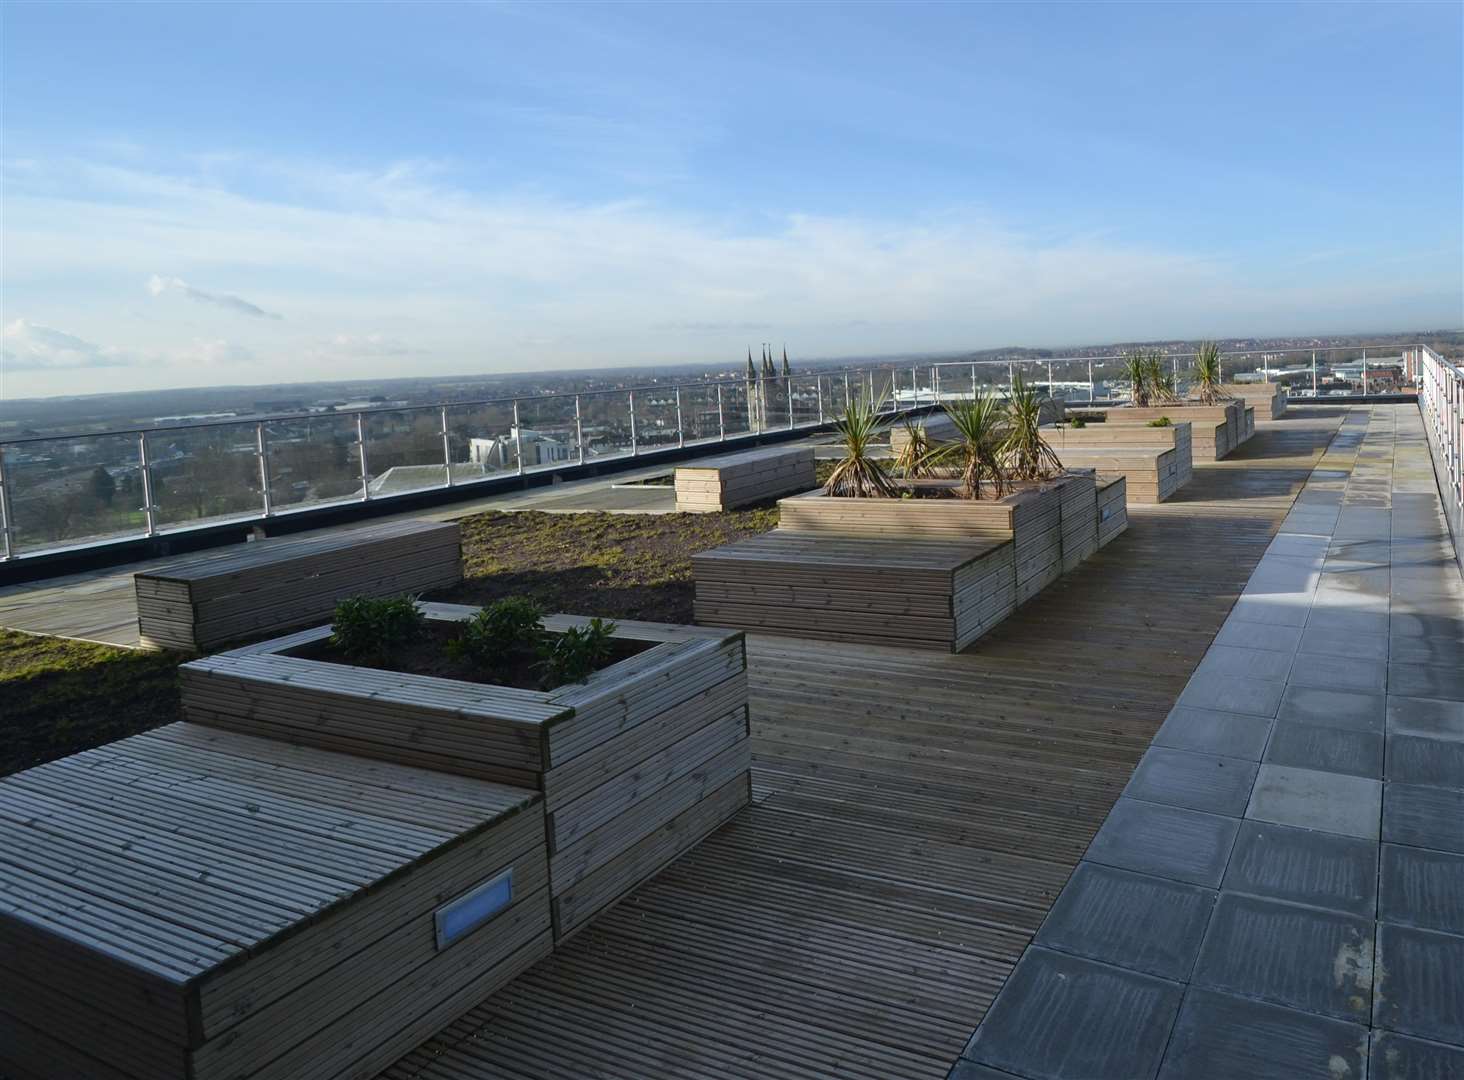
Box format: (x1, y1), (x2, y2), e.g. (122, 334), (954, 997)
(1379, 844), (1464, 936)
(1158, 988), (1369, 1080)
(1389, 635), (1464, 666)
(1213, 619), (1304, 653)
(1385, 695), (1464, 741)
(1153, 706), (1273, 760)
(1264, 721), (1383, 779)
(1382, 784), (1464, 854)
(1297, 624), (1390, 661)
(1369, 1030), (1464, 1080)
(1177, 672), (1286, 718)
(1305, 607), (1390, 635)
(962, 947), (1183, 1080)
(1276, 686), (1385, 734)
(1222, 820), (1377, 917)
(1373, 924), (1464, 1046)
(1286, 654), (1388, 694)
(1246, 765), (1382, 840)
(1035, 863), (1215, 981)
(1193, 893), (1374, 1023)
(1124, 747), (1258, 816)
(1194, 644), (1295, 683)
(1084, 798), (1240, 888)
(1388, 662), (1464, 703)
(1385, 735), (1464, 789)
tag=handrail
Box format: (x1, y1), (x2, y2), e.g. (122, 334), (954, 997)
(1410, 345), (1464, 574)
(0, 342), (1444, 562)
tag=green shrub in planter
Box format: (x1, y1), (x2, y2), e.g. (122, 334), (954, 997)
(330, 595), (425, 664)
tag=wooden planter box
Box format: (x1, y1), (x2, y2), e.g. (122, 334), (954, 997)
(1101, 403), (1253, 460)
(179, 607), (750, 942)
(1047, 422), (1193, 503)
(1097, 475), (1129, 548)
(674, 446), (816, 512)
(692, 531), (1015, 651)
(134, 519), (462, 651)
(1212, 383), (1286, 419)
(0, 723), (549, 1080)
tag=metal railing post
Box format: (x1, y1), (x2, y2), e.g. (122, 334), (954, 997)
(513, 401), (526, 472)
(440, 406), (454, 487)
(255, 422), (273, 515)
(716, 384), (726, 440)
(0, 446), (15, 559)
(1088, 359), (1095, 402)
(971, 364), (977, 399)
(1362, 349), (1368, 396)
(138, 432), (159, 535)
(1312, 351), (1318, 396)
(356, 413), (371, 500)
(1047, 360), (1055, 395)
(1007, 361), (1015, 392)
(575, 396), (586, 464)
(816, 378), (824, 424)
(843, 371), (851, 410)
(787, 378), (795, 429)
(627, 392), (638, 455)
(675, 386), (685, 447)
(911, 364), (919, 406)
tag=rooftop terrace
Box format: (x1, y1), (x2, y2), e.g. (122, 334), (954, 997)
(1, 397), (1461, 1079)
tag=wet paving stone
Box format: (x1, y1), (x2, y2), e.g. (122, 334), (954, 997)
(1158, 988), (1369, 1080)
(1084, 798), (1240, 888)
(1379, 844), (1464, 935)
(1177, 672), (1286, 718)
(1373, 924), (1464, 1046)
(1388, 663), (1464, 703)
(1276, 686), (1386, 733)
(1154, 706), (1273, 760)
(1369, 1030), (1464, 1080)
(1124, 748), (1258, 816)
(1386, 695), (1464, 742)
(1264, 720), (1383, 779)
(1223, 820), (1377, 917)
(1193, 893), (1374, 1023)
(1036, 862), (1215, 981)
(1382, 784), (1464, 854)
(1247, 765), (1382, 840)
(1385, 735), (1464, 788)
(962, 947), (1183, 1080)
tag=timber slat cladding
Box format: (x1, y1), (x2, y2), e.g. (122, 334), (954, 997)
(1053, 446), (1184, 503)
(134, 519), (462, 651)
(180, 606), (752, 941)
(1101, 402), (1254, 460)
(675, 446), (817, 511)
(1215, 382), (1287, 419)
(1096, 475), (1129, 548)
(0, 722), (544, 1080)
(379, 411), (1346, 1080)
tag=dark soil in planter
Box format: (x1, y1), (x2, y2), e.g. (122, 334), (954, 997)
(288, 620), (655, 692)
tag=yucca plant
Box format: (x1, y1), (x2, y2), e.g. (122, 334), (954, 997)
(1191, 341), (1231, 404)
(1002, 372), (1064, 482)
(921, 390), (1009, 499)
(825, 393), (899, 498)
(1145, 352), (1179, 404)
(1124, 350), (1151, 407)
(893, 415), (934, 479)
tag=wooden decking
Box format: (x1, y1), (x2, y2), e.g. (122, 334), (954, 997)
(377, 409), (1348, 1079)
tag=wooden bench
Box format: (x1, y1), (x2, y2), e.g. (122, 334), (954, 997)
(674, 446), (816, 512)
(0, 723), (548, 1080)
(693, 531), (1015, 651)
(1100, 403), (1254, 460)
(1097, 475), (1128, 548)
(134, 519), (461, 651)
(180, 610), (750, 942)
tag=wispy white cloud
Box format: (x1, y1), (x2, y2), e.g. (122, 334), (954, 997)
(147, 274), (282, 319)
(1, 318), (138, 370)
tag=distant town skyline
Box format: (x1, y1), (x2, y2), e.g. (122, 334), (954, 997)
(3, 1), (1461, 399)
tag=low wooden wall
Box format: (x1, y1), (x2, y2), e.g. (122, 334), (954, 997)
(1046, 421), (1192, 502)
(135, 519), (462, 651)
(693, 531), (1016, 651)
(674, 446), (816, 512)
(1097, 475), (1128, 548)
(0, 723), (550, 1080)
(181, 610), (750, 942)
(1213, 383), (1286, 419)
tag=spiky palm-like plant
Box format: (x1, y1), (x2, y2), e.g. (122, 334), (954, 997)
(1002, 372), (1064, 482)
(1191, 342), (1231, 405)
(825, 393), (900, 498)
(922, 391), (1009, 499)
(1124, 350), (1151, 407)
(1145, 352), (1179, 404)
(894, 415), (934, 479)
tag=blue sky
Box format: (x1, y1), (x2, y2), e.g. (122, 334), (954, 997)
(2, 1), (1460, 398)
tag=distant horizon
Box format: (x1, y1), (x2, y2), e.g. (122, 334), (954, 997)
(3, 2), (1461, 400)
(2, 325), (1453, 409)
